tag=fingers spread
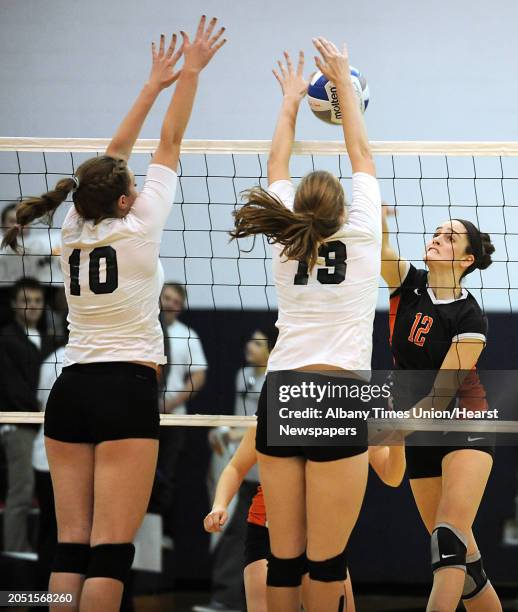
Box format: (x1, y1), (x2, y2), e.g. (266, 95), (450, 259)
(316, 36), (334, 56)
(209, 26), (225, 47)
(314, 55), (324, 72)
(277, 59), (287, 78)
(284, 50), (293, 74)
(195, 14), (206, 40)
(159, 33), (165, 56)
(296, 50), (304, 76)
(205, 16), (218, 39)
(312, 37), (326, 56)
(170, 44), (183, 66)
(166, 33), (177, 58)
(180, 30), (190, 47)
(210, 37), (227, 56)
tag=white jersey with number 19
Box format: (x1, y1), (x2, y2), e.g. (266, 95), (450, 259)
(61, 163), (177, 367)
(266, 172), (381, 375)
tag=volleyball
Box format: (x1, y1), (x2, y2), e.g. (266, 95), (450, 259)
(307, 67), (369, 124)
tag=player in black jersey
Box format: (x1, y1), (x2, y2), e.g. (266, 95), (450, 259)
(382, 209), (502, 612)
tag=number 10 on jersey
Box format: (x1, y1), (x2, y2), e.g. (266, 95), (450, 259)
(69, 247), (118, 295)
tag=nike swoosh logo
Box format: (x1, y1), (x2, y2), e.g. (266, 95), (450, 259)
(441, 554), (457, 559)
(467, 436), (485, 442)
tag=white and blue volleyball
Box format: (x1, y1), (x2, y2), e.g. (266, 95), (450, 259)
(307, 67), (369, 125)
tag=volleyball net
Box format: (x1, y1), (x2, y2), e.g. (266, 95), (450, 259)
(0, 138), (517, 438)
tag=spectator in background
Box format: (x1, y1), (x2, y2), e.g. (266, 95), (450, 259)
(0, 277), (51, 551)
(150, 282), (208, 546)
(198, 329), (272, 612)
(0, 203), (65, 338)
(32, 347), (64, 589)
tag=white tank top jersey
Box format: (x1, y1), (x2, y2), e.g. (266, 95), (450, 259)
(266, 173), (382, 375)
(61, 164), (177, 367)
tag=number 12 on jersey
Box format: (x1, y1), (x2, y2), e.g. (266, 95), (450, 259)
(408, 312), (433, 347)
(69, 247), (118, 295)
(294, 240), (347, 285)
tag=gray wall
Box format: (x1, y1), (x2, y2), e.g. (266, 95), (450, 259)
(2, 0), (518, 139)
(1, 0), (518, 310)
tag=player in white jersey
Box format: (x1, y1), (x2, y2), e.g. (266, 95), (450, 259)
(2, 17), (226, 612)
(230, 39), (381, 612)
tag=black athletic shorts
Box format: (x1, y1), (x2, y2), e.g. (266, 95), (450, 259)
(44, 362), (160, 444)
(255, 374), (368, 461)
(244, 522), (270, 568)
(405, 430), (495, 479)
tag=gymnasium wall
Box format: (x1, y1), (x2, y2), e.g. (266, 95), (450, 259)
(1, 0), (518, 141)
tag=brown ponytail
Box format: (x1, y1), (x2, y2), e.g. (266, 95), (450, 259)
(1, 155), (130, 253)
(230, 170), (345, 271)
(1, 177), (76, 252)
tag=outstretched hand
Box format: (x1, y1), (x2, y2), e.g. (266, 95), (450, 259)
(182, 15), (227, 74)
(272, 50), (309, 101)
(312, 36), (350, 85)
(149, 33), (183, 90)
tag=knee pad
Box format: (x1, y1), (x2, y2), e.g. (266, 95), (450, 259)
(431, 523), (467, 574)
(86, 543), (135, 584)
(266, 552), (307, 587)
(463, 551), (489, 600)
(307, 546), (347, 583)
(52, 542), (90, 575)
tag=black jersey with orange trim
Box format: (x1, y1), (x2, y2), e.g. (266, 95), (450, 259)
(389, 264), (488, 411)
(390, 264), (487, 369)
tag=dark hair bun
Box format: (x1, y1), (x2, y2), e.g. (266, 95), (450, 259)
(478, 232), (495, 270)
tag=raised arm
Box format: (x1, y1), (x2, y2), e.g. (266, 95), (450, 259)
(152, 15), (226, 171)
(203, 426), (257, 532)
(106, 34), (183, 161)
(313, 38), (375, 176)
(267, 51), (309, 184)
(382, 205), (409, 292)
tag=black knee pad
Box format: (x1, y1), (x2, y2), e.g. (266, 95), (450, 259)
(307, 546), (347, 583)
(463, 551), (489, 600)
(52, 542), (90, 575)
(86, 543), (135, 584)
(266, 552), (307, 587)
(431, 523), (467, 574)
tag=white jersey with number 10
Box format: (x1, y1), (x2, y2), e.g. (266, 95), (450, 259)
(60, 164), (177, 367)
